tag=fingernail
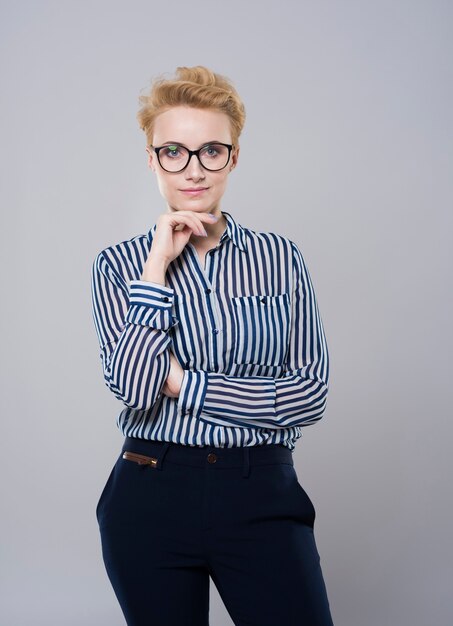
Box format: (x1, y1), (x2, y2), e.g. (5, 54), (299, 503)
(208, 213), (219, 220)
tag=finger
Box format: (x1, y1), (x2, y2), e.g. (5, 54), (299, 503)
(164, 213), (207, 237)
(182, 211), (219, 231)
(165, 211), (218, 235)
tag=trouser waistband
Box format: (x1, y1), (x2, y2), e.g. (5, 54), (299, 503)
(121, 437), (294, 478)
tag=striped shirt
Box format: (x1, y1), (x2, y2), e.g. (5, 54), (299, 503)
(90, 210), (329, 451)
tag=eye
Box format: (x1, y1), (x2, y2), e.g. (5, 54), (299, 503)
(162, 144), (184, 158)
(201, 144), (222, 159)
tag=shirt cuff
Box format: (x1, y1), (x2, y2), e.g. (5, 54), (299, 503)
(125, 280), (179, 331)
(177, 370), (208, 418)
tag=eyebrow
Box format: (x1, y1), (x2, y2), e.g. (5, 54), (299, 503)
(159, 140), (226, 149)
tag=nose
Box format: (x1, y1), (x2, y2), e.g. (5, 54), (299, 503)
(184, 154), (205, 181)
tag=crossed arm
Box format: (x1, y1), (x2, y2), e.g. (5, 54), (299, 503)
(91, 241), (329, 430)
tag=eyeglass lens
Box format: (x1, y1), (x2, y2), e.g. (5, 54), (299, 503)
(158, 143), (230, 172)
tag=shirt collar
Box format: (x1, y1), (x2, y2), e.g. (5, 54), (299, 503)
(146, 210), (248, 252)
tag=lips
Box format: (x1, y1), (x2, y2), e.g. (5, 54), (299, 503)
(179, 187), (209, 196)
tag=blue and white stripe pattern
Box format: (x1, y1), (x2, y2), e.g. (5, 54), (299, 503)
(91, 211), (329, 450)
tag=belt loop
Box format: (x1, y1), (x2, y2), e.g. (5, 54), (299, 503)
(242, 446), (250, 478)
(156, 442), (171, 471)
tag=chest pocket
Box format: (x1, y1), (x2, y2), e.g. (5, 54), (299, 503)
(232, 293), (291, 366)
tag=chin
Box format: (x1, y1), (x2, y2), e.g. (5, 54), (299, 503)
(173, 204), (218, 213)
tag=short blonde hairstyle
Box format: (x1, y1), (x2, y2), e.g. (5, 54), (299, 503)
(137, 66), (246, 146)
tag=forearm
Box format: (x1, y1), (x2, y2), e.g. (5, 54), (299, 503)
(176, 368), (329, 430)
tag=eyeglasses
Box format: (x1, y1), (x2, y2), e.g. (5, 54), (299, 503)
(150, 142), (233, 173)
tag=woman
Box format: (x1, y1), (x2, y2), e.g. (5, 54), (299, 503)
(91, 66), (334, 626)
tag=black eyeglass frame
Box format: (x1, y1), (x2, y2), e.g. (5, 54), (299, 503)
(150, 142), (234, 173)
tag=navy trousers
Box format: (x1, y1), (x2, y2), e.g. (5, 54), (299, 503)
(96, 437), (334, 626)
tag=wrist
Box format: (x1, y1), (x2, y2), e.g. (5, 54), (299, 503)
(141, 255), (169, 284)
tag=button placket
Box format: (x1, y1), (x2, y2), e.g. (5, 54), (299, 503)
(187, 243), (223, 371)
(206, 251), (223, 371)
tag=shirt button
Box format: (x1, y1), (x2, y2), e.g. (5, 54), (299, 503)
(207, 453), (217, 464)
(260, 297), (266, 304)
(212, 329), (219, 334)
(205, 288), (211, 294)
(162, 296), (169, 302)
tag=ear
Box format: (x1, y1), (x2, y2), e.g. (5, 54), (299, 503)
(230, 144), (240, 171)
(146, 147), (157, 172)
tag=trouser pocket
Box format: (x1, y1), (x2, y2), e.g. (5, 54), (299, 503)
(122, 451), (158, 467)
(97, 451), (163, 530)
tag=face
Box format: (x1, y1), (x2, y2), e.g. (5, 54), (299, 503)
(146, 106), (239, 216)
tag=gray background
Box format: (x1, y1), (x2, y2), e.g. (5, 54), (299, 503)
(1, 1), (452, 625)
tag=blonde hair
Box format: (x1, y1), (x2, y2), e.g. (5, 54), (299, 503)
(137, 66), (246, 146)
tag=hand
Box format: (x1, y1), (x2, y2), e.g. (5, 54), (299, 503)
(140, 210), (220, 283)
(147, 210), (219, 267)
(161, 351), (185, 398)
